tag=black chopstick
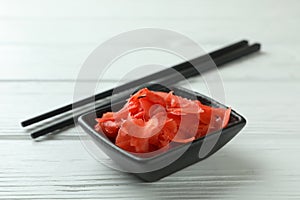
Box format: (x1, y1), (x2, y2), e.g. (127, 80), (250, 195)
(30, 42), (261, 139)
(21, 40), (249, 127)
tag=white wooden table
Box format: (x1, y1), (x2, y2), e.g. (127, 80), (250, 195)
(1, 0), (300, 199)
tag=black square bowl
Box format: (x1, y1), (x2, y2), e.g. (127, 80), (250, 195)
(78, 86), (246, 182)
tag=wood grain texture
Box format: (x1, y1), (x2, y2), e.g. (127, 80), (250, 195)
(0, 0), (300, 199)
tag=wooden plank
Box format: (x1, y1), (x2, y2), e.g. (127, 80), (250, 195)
(0, 19), (299, 45)
(0, 0), (299, 19)
(0, 1), (299, 81)
(0, 79), (299, 139)
(0, 43), (299, 81)
(0, 139), (299, 199)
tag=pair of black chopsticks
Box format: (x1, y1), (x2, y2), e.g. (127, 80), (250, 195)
(21, 40), (261, 139)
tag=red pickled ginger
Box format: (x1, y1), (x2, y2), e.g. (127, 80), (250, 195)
(95, 88), (231, 153)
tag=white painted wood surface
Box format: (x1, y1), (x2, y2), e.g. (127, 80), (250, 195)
(1, 0), (300, 199)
